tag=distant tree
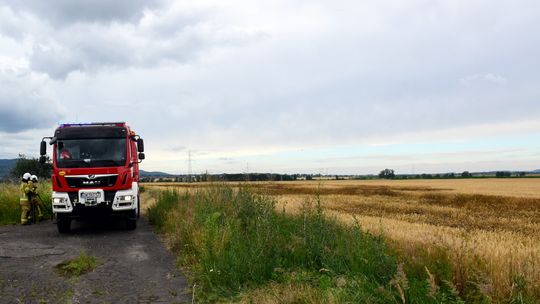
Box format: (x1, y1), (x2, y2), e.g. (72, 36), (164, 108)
(10, 154), (52, 179)
(461, 171), (472, 178)
(379, 169), (395, 179)
(495, 171), (511, 178)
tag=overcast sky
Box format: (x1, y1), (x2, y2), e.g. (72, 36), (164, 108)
(0, 0), (539, 174)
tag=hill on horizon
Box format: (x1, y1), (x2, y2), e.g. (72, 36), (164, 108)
(139, 170), (174, 177)
(0, 159), (17, 177)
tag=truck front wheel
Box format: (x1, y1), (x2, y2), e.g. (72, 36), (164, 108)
(137, 195), (140, 219)
(57, 217), (71, 233)
(126, 210), (137, 230)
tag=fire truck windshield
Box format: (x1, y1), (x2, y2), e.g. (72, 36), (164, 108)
(56, 138), (127, 168)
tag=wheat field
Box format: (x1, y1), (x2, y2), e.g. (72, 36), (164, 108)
(144, 178), (540, 301)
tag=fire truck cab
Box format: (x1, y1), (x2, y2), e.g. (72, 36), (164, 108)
(40, 122), (145, 233)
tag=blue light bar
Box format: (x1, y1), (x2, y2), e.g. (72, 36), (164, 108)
(58, 122), (126, 128)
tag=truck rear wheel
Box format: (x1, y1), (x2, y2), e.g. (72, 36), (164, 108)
(57, 218), (71, 233)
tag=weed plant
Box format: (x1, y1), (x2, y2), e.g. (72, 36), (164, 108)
(149, 186), (465, 303)
(55, 251), (98, 277)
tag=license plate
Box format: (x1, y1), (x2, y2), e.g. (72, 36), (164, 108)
(81, 192), (101, 200)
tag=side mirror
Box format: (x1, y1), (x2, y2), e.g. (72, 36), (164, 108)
(138, 152), (145, 160)
(40, 141), (46, 156)
(39, 156), (46, 164)
(137, 138), (144, 153)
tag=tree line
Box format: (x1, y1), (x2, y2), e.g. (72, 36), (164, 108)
(378, 169), (529, 179)
(6, 155), (52, 181)
(1, 156), (531, 182)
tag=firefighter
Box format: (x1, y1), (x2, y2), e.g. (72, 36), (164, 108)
(60, 148), (72, 159)
(19, 172), (32, 225)
(29, 175), (44, 221)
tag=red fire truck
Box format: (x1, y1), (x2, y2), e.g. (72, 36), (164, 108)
(40, 122), (145, 233)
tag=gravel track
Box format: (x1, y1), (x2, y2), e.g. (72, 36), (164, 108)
(0, 218), (191, 304)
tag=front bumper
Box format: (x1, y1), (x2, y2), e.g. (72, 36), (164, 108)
(52, 183), (138, 216)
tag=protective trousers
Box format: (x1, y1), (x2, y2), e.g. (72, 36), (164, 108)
(31, 197), (44, 219)
(20, 182), (32, 224)
(20, 199), (30, 224)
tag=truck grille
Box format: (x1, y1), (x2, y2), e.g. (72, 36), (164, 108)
(67, 190), (117, 203)
(65, 175), (118, 188)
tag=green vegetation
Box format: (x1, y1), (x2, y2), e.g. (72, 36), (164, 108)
(0, 182), (52, 225)
(379, 168), (396, 179)
(55, 251), (98, 277)
(148, 186), (465, 303)
(9, 154), (52, 179)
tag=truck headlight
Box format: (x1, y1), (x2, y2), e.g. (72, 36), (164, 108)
(118, 195), (133, 201)
(53, 197), (65, 204)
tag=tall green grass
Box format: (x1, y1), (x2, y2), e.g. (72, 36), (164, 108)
(0, 182), (52, 225)
(148, 186), (465, 303)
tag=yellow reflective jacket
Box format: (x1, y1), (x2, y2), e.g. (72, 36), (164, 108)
(19, 181), (32, 202)
(31, 183), (39, 201)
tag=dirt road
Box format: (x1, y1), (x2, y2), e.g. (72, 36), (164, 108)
(0, 218), (191, 303)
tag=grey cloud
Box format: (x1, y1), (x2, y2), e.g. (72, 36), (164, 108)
(1, 1), (264, 79)
(27, 14), (264, 78)
(0, 6), (29, 39)
(0, 70), (64, 133)
(2, 0), (167, 26)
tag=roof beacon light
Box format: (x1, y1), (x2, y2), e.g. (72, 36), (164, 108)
(58, 122), (126, 128)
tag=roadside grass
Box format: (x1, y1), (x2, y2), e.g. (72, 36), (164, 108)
(149, 186), (465, 303)
(0, 182), (52, 225)
(55, 251), (98, 277)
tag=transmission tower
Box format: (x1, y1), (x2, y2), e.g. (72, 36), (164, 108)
(188, 150), (192, 183)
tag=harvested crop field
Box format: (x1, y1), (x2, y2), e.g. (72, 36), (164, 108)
(144, 179), (540, 301)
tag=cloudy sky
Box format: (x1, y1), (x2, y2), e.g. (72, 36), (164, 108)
(0, 0), (539, 174)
